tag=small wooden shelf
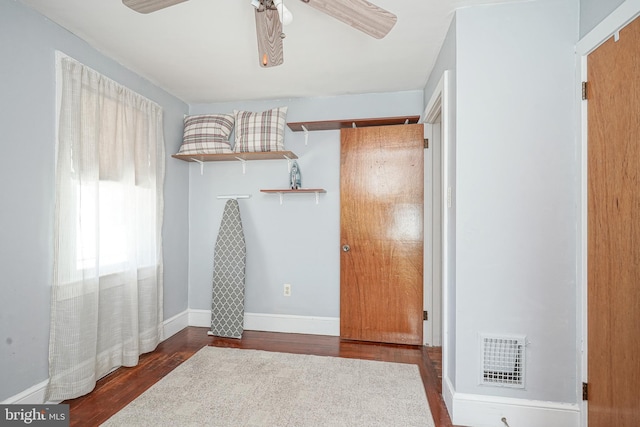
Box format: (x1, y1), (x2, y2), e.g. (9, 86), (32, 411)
(260, 189), (326, 194)
(260, 188), (327, 204)
(287, 116), (421, 132)
(171, 151), (298, 162)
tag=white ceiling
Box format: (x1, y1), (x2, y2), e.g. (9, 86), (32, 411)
(20, 0), (520, 104)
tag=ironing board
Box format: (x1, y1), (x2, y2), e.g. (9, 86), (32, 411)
(210, 199), (246, 338)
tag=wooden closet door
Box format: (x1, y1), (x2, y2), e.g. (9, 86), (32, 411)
(340, 124), (424, 345)
(587, 15), (640, 427)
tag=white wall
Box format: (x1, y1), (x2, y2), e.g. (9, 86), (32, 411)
(424, 15), (457, 107)
(580, 0), (625, 36)
(187, 92), (424, 321)
(0, 0), (188, 402)
(454, 0), (579, 408)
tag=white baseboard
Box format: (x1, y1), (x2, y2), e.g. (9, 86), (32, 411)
(244, 312), (340, 336)
(3, 312), (192, 405)
(5, 311), (338, 405)
(1, 379), (51, 405)
(443, 376), (455, 415)
(188, 309), (210, 327)
(7, 312), (580, 427)
(188, 309), (340, 336)
(162, 310), (189, 340)
(449, 388), (580, 427)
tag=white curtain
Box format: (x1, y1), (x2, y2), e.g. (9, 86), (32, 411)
(46, 54), (165, 401)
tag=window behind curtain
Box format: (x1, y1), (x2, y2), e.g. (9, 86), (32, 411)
(46, 52), (165, 402)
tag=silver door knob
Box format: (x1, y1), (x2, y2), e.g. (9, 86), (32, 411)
(342, 245), (350, 252)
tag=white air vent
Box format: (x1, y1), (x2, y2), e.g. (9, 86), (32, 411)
(480, 334), (525, 388)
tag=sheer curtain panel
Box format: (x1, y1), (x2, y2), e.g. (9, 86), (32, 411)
(46, 54), (165, 401)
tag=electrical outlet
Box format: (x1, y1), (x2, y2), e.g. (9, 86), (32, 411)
(283, 283), (292, 297)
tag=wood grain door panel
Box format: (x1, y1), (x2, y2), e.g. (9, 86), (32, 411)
(340, 124), (424, 345)
(587, 15), (640, 427)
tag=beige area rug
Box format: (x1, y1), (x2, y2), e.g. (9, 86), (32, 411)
(102, 346), (435, 427)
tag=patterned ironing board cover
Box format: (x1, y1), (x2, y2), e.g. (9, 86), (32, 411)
(210, 199), (246, 338)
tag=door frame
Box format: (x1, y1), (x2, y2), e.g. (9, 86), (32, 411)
(422, 70), (453, 386)
(576, 3), (640, 426)
(423, 116), (442, 347)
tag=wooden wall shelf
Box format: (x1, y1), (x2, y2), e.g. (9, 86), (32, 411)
(260, 188), (327, 204)
(260, 189), (326, 194)
(287, 116), (421, 132)
(172, 151), (298, 162)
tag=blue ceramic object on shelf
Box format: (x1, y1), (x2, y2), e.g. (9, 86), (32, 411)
(290, 161), (302, 189)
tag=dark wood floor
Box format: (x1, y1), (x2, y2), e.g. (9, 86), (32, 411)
(63, 327), (456, 426)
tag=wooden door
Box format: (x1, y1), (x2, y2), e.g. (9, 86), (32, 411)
(340, 124), (423, 345)
(587, 15), (640, 427)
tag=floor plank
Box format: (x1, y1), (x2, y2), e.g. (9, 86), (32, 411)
(64, 327), (457, 426)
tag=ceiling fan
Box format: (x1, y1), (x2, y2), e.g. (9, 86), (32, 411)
(121, 0), (397, 68)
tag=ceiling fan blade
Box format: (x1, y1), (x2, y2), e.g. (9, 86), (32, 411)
(122, 0), (189, 14)
(302, 0), (397, 39)
(255, 8), (284, 68)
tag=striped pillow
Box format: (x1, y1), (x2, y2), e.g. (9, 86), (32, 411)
(177, 114), (235, 155)
(233, 107), (288, 153)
